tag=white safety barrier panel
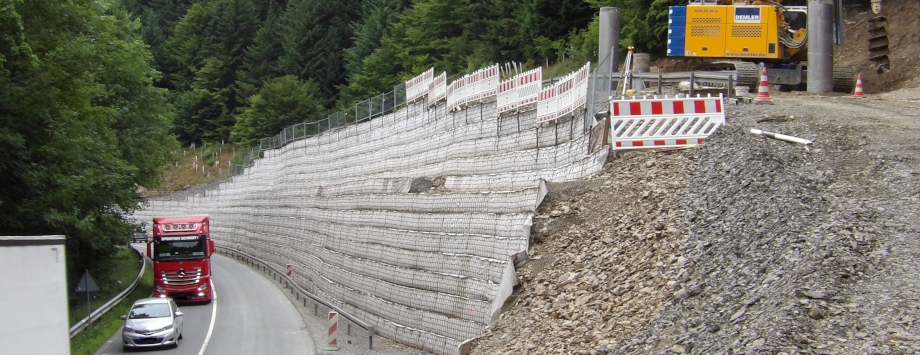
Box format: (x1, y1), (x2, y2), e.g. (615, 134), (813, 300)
(536, 62), (591, 123)
(497, 68), (542, 115)
(609, 94), (725, 149)
(427, 71), (447, 106)
(446, 64), (499, 111)
(406, 67), (434, 103)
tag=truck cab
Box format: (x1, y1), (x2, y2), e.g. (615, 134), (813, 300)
(148, 216), (214, 303)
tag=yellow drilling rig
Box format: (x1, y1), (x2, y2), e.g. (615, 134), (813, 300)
(666, 0), (864, 92)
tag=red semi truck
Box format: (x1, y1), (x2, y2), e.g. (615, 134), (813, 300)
(148, 216), (214, 303)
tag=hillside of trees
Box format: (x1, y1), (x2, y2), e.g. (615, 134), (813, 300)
(123, 0), (689, 151)
(0, 0), (704, 295)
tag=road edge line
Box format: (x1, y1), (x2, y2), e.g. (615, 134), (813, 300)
(197, 280), (217, 355)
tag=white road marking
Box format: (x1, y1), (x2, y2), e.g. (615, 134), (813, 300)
(197, 280), (218, 355)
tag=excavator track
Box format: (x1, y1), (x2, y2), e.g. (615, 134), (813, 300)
(694, 60), (855, 93)
(692, 61), (761, 89)
(832, 67), (857, 93)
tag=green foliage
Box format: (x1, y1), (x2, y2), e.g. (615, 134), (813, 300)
(201, 143), (220, 165)
(231, 75), (325, 147)
(279, 0), (362, 108)
(340, 0), (411, 105)
(0, 0), (176, 290)
(70, 254), (153, 355)
(236, 6), (285, 105)
(122, 0), (687, 151)
(582, 0), (681, 57)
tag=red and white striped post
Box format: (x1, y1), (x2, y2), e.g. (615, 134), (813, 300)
(323, 311), (340, 351)
(286, 263), (292, 276)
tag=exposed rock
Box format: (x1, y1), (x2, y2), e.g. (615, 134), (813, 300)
(470, 86), (920, 354)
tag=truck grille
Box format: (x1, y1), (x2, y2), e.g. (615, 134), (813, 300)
(162, 268), (201, 286)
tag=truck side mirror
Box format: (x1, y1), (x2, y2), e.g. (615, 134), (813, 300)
(208, 240), (215, 255)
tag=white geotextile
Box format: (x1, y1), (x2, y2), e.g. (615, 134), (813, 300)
(135, 98), (606, 355)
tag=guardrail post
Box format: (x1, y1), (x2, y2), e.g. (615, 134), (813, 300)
(657, 74), (662, 95)
(368, 325), (375, 350)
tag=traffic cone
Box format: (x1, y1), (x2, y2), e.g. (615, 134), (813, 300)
(754, 67), (773, 104)
(853, 74), (865, 98)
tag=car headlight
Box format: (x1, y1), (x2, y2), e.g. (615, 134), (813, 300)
(198, 283), (208, 291)
(124, 326), (135, 333)
(156, 285), (165, 293)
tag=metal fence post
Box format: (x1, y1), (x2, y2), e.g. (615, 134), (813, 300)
(689, 72), (695, 97)
(728, 74), (734, 98)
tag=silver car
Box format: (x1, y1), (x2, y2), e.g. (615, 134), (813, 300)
(120, 297), (184, 350)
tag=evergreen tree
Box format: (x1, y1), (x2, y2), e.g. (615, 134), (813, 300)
(236, 6), (285, 105)
(207, 0), (260, 116)
(340, 0), (411, 104)
(279, 0), (362, 108)
(231, 75), (324, 147)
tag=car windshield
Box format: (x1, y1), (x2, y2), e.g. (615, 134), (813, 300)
(128, 303), (172, 319)
(154, 235), (207, 260)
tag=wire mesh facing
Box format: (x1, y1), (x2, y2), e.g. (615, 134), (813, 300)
(233, 82), (407, 175)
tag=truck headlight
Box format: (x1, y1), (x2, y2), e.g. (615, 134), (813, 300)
(156, 285), (165, 293)
(198, 283), (208, 291)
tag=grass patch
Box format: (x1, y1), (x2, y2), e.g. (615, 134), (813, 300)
(69, 253), (152, 355)
(152, 143), (236, 192)
(69, 247), (143, 326)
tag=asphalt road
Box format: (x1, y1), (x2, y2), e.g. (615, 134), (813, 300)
(95, 249), (316, 355)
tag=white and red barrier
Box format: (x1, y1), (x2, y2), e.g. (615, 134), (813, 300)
(427, 71), (447, 106)
(497, 68), (542, 115)
(536, 62), (591, 123)
(447, 64), (499, 111)
(406, 68), (434, 103)
(609, 94), (725, 149)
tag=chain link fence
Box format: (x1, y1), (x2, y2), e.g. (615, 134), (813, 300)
(232, 83), (407, 176)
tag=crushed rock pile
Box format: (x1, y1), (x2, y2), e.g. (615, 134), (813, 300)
(470, 95), (920, 355)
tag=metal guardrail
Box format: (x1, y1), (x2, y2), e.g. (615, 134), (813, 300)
(591, 71), (739, 98)
(69, 247), (146, 338)
(216, 245), (376, 349)
(623, 71), (738, 97)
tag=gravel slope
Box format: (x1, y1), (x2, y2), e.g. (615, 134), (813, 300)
(469, 90), (920, 355)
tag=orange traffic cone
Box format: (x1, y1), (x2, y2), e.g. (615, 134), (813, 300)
(853, 74), (865, 98)
(754, 67), (773, 104)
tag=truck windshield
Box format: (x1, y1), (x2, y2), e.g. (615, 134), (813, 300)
(154, 235), (207, 261)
